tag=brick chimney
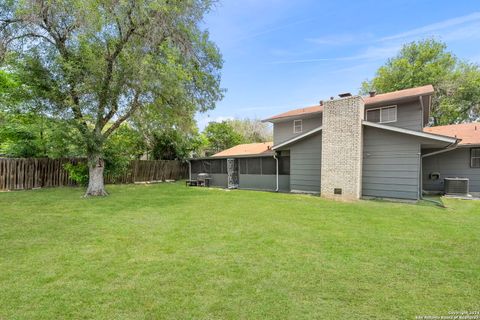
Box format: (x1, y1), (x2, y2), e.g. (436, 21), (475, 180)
(320, 95), (364, 200)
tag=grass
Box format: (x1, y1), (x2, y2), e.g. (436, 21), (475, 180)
(1, 183), (479, 319)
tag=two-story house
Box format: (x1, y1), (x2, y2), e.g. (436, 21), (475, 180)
(189, 85), (480, 200)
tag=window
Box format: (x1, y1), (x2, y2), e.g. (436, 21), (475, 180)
(293, 119), (302, 133)
(471, 148), (480, 168)
(366, 109), (380, 122)
(366, 105), (397, 123)
(381, 106), (397, 123)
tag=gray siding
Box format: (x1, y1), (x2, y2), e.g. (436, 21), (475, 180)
(273, 115), (322, 145)
(362, 127), (421, 200)
(365, 100), (423, 131)
(423, 148), (480, 192)
(289, 131), (321, 193)
(239, 174), (290, 191)
(191, 173), (227, 187)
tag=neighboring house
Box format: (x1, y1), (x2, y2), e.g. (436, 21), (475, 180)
(190, 85), (480, 200)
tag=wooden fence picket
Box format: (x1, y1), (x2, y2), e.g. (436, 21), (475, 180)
(0, 158), (188, 191)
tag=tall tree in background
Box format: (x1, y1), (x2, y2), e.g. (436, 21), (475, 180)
(0, 0), (223, 196)
(0, 111), (82, 157)
(361, 39), (480, 125)
(204, 121), (244, 153)
(226, 118), (272, 143)
(131, 101), (204, 160)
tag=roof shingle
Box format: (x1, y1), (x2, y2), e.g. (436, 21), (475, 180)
(263, 85), (434, 122)
(424, 122), (480, 146)
(363, 85), (434, 105)
(212, 142), (274, 158)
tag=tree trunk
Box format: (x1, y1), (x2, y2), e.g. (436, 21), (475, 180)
(84, 153), (108, 197)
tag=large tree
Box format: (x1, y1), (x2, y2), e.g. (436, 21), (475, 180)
(226, 118), (272, 143)
(361, 39), (480, 125)
(203, 121), (244, 153)
(0, 0), (223, 196)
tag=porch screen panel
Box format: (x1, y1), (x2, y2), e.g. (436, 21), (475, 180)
(210, 159), (222, 173)
(221, 159), (228, 173)
(279, 156), (290, 175)
(261, 157), (276, 175)
(239, 158), (247, 174)
(191, 160), (211, 173)
(246, 158), (261, 174)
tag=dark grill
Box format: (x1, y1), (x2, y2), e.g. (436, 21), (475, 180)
(196, 173), (211, 187)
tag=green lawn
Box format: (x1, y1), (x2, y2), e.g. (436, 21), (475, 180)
(1, 183), (479, 319)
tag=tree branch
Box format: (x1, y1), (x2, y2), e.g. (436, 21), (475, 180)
(103, 91), (141, 138)
(5, 32), (55, 45)
(97, 4), (139, 130)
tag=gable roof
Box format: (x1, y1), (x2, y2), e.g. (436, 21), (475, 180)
(263, 85), (434, 122)
(424, 122), (480, 146)
(211, 142), (274, 158)
(262, 105), (324, 122)
(363, 85), (434, 106)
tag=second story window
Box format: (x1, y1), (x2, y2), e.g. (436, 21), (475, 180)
(293, 119), (302, 133)
(366, 105), (397, 123)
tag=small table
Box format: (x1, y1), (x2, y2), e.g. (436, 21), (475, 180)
(186, 180), (198, 187)
(198, 178), (211, 187)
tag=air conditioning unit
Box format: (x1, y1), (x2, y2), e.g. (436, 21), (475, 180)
(444, 178), (469, 196)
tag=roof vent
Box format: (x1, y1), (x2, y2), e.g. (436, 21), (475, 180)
(338, 92), (352, 98)
(369, 91), (376, 97)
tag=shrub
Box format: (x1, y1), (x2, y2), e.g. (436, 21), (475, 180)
(64, 162), (89, 187)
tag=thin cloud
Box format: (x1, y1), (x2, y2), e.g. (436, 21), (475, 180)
(271, 12), (480, 65)
(379, 11), (480, 42)
(234, 17), (315, 43)
(270, 45), (401, 64)
(236, 105), (295, 112)
(270, 57), (342, 64)
(306, 33), (374, 46)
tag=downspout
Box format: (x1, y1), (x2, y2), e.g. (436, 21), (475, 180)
(273, 154), (279, 192)
(419, 139), (460, 204)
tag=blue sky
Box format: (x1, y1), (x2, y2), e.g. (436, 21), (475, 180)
(197, 0), (480, 130)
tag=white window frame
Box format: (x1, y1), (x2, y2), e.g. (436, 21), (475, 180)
(366, 105), (397, 124)
(293, 119), (303, 133)
(471, 148), (480, 168)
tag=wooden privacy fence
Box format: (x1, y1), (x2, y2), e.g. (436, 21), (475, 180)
(0, 158), (188, 191)
(104, 160), (188, 184)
